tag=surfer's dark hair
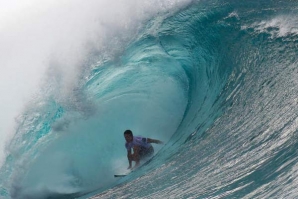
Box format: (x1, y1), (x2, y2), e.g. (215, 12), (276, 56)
(124, 130), (133, 136)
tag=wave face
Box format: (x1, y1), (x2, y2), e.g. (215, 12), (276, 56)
(1, 0), (298, 198)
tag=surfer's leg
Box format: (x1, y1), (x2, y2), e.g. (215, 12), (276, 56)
(131, 146), (141, 167)
(139, 146), (154, 159)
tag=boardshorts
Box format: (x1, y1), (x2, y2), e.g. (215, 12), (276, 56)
(139, 145), (154, 159)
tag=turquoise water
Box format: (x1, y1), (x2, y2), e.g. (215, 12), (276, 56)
(1, 0), (298, 198)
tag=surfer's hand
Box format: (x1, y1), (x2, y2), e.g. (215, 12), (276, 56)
(157, 140), (164, 144)
(154, 139), (163, 144)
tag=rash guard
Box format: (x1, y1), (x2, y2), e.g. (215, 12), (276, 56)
(125, 136), (152, 151)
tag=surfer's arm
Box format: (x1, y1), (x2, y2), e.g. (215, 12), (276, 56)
(127, 146), (141, 169)
(132, 146), (141, 169)
(147, 138), (163, 144)
(127, 149), (133, 169)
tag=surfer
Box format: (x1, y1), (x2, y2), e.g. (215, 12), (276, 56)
(124, 129), (163, 169)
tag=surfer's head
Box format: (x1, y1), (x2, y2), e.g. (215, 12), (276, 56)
(124, 130), (133, 142)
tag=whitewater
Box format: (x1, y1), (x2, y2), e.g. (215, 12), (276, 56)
(1, 0), (298, 198)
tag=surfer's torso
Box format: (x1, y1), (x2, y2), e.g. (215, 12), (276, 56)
(125, 136), (152, 151)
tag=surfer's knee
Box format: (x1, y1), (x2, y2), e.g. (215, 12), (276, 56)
(128, 154), (136, 161)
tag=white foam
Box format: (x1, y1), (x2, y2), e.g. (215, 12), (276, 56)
(0, 0), (192, 167)
(242, 15), (298, 39)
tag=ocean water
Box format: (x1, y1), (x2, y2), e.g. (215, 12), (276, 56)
(1, 0), (298, 198)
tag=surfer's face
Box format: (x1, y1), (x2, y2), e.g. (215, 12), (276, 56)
(124, 134), (133, 143)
